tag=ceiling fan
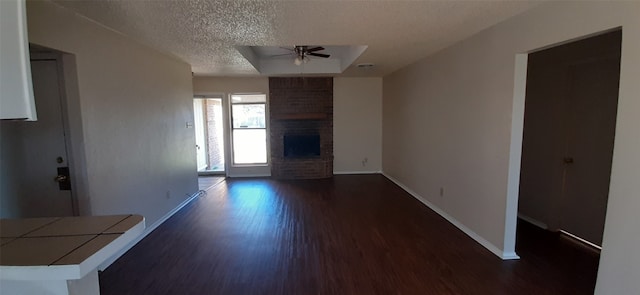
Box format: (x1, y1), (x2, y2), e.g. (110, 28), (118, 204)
(278, 45), (331, 65)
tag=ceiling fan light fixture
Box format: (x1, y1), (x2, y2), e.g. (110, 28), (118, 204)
(294, 56), (303, 65)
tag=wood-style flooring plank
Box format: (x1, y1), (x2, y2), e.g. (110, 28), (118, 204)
(100, 175), (598, 294)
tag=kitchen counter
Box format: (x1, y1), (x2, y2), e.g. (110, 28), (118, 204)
(0, 214), (145, 295)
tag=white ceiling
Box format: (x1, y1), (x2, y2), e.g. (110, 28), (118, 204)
(53, 0), (541, 77)
(237, 45), (368, 75)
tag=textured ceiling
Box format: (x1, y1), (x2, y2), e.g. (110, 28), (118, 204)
(53, 0), (541, 77)
(238, 45), (368, 75)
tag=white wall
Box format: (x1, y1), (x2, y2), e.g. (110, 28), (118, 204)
(25, 1), (198, 226)
(382, 2), (640, 293)
(333, 77), (382, 173)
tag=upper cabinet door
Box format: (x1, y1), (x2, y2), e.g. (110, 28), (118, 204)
(0, 0), (37, 121)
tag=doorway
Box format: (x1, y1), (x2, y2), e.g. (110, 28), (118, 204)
(0, 46), (82, 218)
(192, 93), (271, 177)
(193, 97), (226, 174)
(518, 29), (622, 247)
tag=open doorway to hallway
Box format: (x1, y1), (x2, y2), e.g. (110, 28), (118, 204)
(517, 29), (622, 293)
(193, 97), (225, 174)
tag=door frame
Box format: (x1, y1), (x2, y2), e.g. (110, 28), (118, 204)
(193, 92), (272, 177)
(504, 27), (623, 257)
(193, 98), (209, 171)
(30, 44), (89, 216)
(194, 94), (228, 176)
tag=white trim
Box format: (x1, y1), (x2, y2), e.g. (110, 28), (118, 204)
(501, 251), (520, 260)
(382, 172), (520, 260)
(517, 213), (548, 230)
(503, 53), (529, 258)
(559, 230), (602, 250)
(225, 173), (271, 178)
(193, 93), (224, 99)
(332, 170), (381, 175)
(228, 93), (270, 173)
(97, 190), (204, 271)
(197, 171), (225, 176)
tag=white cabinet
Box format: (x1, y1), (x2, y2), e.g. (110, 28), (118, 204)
(0, 0), (37, 120)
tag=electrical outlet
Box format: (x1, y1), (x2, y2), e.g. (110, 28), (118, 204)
(439, 187), (444, 197)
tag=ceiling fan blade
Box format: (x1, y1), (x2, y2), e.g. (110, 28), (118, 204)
(270, 53), (293, 57)
(279, 47), (295, 51)
(308, 53), (330, 58)
(306, 46), (325, 52)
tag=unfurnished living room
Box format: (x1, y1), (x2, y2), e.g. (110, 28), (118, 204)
(1, 1), (639, 294)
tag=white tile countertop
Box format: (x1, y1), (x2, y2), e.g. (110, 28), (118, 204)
(0, 215), (145, 295)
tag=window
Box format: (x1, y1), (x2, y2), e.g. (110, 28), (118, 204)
(230, 94), (267, 165)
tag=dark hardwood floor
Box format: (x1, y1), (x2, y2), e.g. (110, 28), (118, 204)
(198, 176), (226, 191)
(100, 175), (599, 294)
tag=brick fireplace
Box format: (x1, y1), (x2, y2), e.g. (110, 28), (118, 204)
(269, 77), (333, 179)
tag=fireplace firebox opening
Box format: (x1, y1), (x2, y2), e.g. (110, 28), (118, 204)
(284, 134), (320, 158)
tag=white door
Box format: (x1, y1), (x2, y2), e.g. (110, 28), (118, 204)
(0, 59), (74, 217)
(193, 99), (208, 171)
(193, 98), (226, 173)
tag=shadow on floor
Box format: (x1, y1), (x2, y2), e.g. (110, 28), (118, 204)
(198, 176), (225, 191)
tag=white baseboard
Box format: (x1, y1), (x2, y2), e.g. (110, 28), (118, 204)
(517, 213), (548, 230)
(333, 170), (381, 175)
(381, 172), (519, 260)
(226, 173), (270, 178)
(501, 251), (520, 260)
(98, 190), (205, 271)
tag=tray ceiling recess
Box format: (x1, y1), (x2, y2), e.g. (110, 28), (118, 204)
(236, 45), (367, 75)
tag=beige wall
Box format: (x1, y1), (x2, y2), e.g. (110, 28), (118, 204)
(193, 77), (269, 95)
(382, 2), (640, 293)
(334, 78), (382, 173)
(26, 1), (198, 226)
(193, 77), (383, 175)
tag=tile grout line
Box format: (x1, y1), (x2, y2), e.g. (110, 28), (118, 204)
(49, 234), (101, 266)
(102, 214), (133, 234)
(48, 215), (131, 266)
(0, 217), (64, 247)
(18, 217), (63, 237)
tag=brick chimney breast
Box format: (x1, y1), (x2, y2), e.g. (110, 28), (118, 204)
(269, 77), (333, 179)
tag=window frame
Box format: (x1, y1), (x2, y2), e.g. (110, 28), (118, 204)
(229, 93), (269, 166)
